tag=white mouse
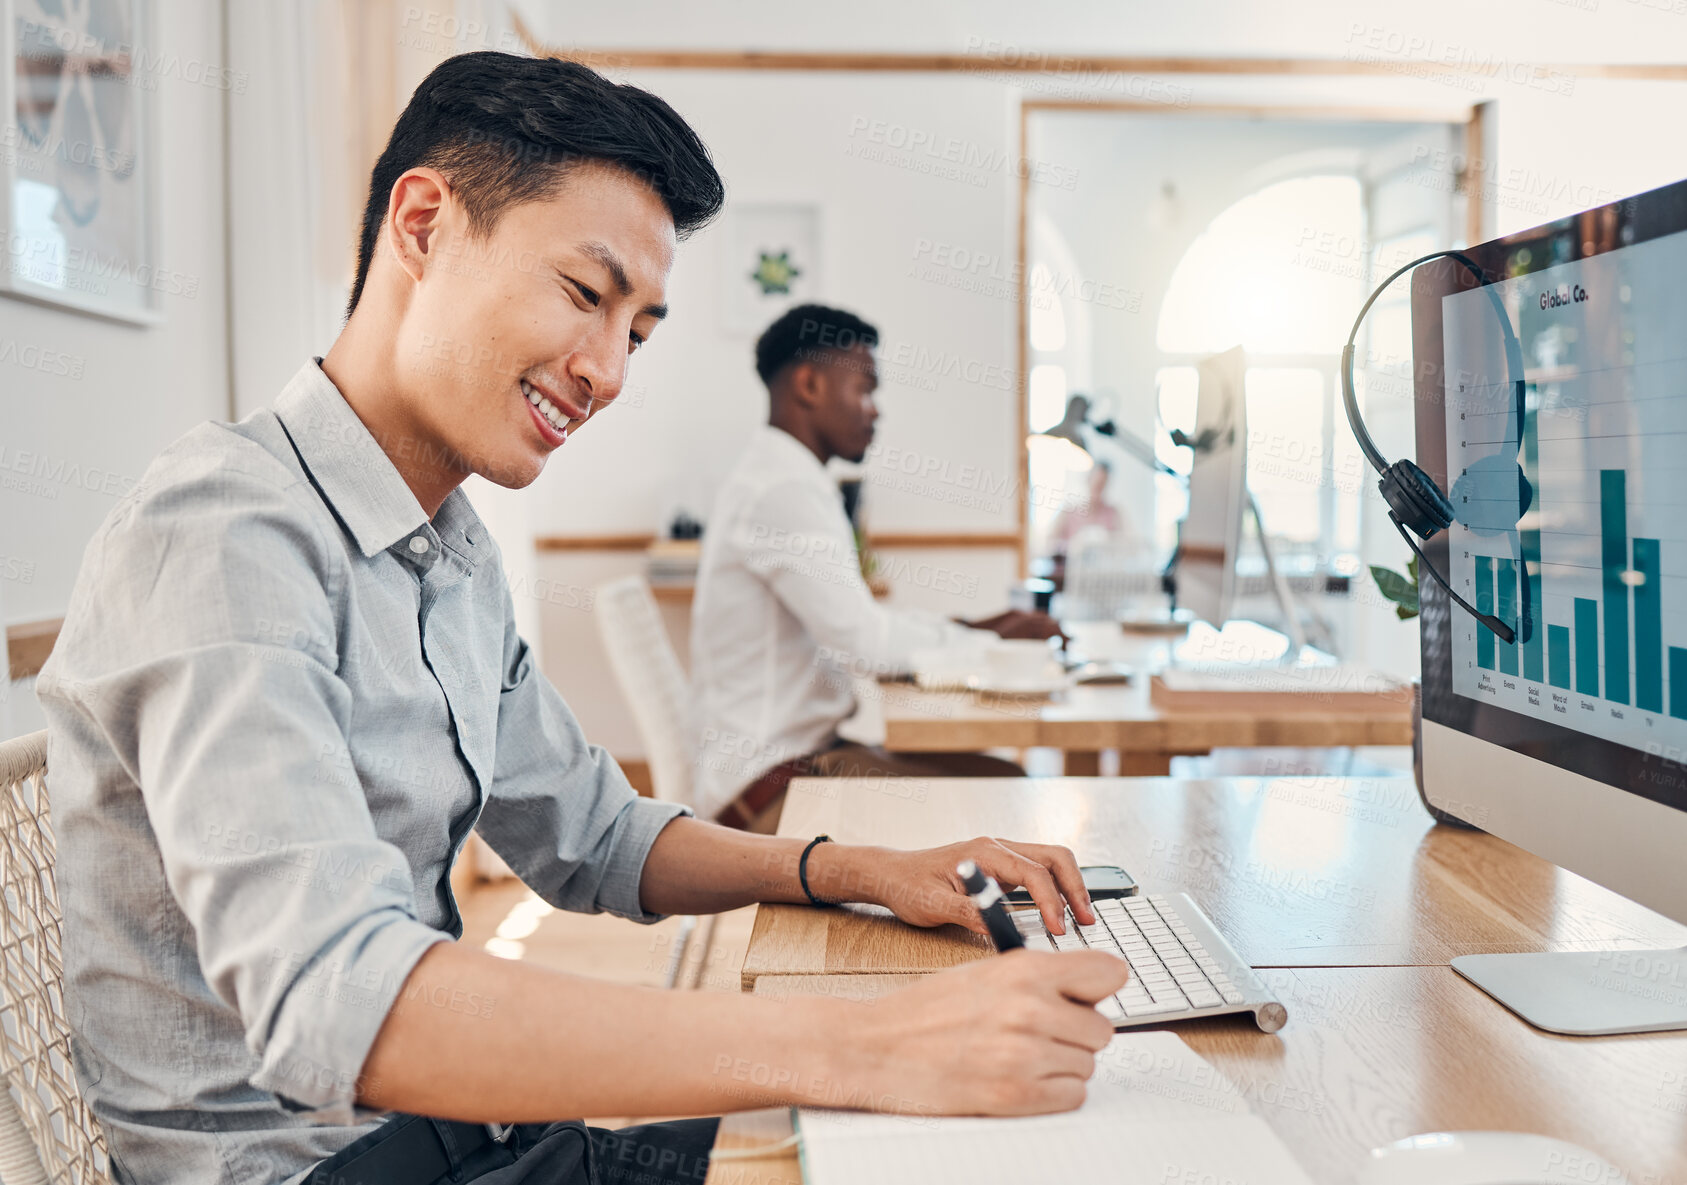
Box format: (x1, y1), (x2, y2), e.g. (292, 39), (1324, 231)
(1357, 1132), (1629, 1185)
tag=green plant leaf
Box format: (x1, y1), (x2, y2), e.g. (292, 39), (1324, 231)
(1370, 563), (1420, 617)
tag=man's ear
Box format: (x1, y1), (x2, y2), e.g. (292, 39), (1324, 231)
(385, 167), (453, 285)
(788, 360), (826, 410)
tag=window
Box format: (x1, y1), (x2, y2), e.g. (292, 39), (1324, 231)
(1155, 175), (1367, 568)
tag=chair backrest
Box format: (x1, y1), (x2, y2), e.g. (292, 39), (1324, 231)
(1064, 541), (1161, 621)
(594, 578), (695, 807)
(0, 730), (110, 1184)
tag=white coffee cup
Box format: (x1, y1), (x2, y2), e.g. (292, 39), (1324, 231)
(1065, 620), (1130, 663)
(984, 638), (1058, 685)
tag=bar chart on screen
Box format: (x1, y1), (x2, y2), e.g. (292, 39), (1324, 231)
(1444, 226), (1687, 756)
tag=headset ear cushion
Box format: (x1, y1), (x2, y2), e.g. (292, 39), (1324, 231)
(1381, 460), (1455, 537)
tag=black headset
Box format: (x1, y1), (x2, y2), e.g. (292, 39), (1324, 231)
(1340, 250), (1528, 645)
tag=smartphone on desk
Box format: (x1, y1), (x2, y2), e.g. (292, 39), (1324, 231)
(1004, 863), (1137, 904)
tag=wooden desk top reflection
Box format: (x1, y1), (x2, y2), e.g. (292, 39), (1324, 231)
(875, 679), (1413, 758)
(705, 967), (1687, 1185)
(739, 776), (1687, 987)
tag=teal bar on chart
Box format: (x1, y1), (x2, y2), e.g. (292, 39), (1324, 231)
(1601, 469), (1630, 704)
(1575, 597), (1600, 696)
(1634, 537), (1663, 712)
(1672, 647), (1687, 721)
(1497, 558), (1518, 676)
(1547, 625), (1571, 690)
(1475, 556), (1495, 671)
(1520, 406), (1544, 683)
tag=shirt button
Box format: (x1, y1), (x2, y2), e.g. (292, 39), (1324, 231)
(408, 536), (430, 555)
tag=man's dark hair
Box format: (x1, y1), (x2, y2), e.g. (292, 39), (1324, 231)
(348, 51), (725, 316)
(754, 304), (879, 386)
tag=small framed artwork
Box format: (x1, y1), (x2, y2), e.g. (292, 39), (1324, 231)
(1, 0), (161, 323)
(722, 202), (820, 335)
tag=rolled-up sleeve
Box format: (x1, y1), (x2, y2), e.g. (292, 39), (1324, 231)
(59, 465), (448, 1123)
(472, 589), (688, 922)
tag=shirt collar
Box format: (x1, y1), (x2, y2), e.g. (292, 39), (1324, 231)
(273, 360), (457, 560)
(757, 424), (832, 485)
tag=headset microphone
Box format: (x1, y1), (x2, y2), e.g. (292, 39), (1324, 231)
(1341, 250), (1529, 647)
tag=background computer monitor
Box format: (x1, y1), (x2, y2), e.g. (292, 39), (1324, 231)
(1173, 346), (1247, 627)
(1414, 177), (1687, 1034)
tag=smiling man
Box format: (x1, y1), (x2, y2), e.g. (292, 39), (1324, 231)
(37, 52), (1125, 1185)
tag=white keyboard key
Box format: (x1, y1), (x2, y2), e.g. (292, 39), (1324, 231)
(1221, 988), (1245, 1004)
(1187, 990), (1223, 1009)
(1124, 1000), (1185, 1017)
(1097, 995), (1127, 1022)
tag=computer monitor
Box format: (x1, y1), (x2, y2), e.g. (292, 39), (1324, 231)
(1173, 346), (1248, 628)
(1414, 177), (1687, 1035)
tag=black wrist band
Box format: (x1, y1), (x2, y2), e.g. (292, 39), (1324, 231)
(798, 835), (836, 908)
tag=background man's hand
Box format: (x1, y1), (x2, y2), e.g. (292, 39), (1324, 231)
(962, 609), (1066, 641)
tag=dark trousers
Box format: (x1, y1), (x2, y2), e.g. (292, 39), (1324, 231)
(303, 1113), (720, 1185)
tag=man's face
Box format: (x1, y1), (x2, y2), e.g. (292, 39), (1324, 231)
(392, 162), (675, 489)
(811, 343), (880, 463)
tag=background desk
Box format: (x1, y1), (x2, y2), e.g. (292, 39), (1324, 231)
(711, 775), (1687, 1184)
(876, 682), (1413, 774)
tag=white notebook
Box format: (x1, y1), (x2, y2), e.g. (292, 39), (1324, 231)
(795, 1032), (1314, 1185)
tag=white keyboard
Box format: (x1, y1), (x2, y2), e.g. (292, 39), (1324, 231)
(1014, 891), (1288, 1032)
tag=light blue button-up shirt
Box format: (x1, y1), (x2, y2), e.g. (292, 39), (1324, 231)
(37, 360), (687, 1185)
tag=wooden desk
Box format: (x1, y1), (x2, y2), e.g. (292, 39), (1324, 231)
(741, 776), (1687, 987)
(876, 680), (1412, 775)
(713, 775), (1687, 1182)
(706, 967), (1687, 1185)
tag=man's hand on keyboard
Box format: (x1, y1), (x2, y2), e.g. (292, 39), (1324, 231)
(861, 837), (1096, 935)
(844, 947), (1128, 1115)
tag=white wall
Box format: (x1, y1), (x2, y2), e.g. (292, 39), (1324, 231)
(523, 68), (1023, 542)
(1, 0), (232, 733)
(520, 0), (1682, 64)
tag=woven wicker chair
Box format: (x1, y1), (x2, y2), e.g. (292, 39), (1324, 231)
(0, 730), (110, 1183)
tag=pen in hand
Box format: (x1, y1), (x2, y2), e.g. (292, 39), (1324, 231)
(956, 860), (1026, 952)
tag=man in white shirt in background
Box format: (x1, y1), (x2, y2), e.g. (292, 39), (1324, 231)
(694, 304), (1061, 831)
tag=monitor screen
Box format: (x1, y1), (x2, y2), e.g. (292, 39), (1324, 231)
(1414, 178), (1687, 816)
(1175, 346), (1247, 626)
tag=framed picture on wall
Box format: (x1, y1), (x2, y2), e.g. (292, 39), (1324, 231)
(722, 202), (821, 335)
(1, 0), (161, 323)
